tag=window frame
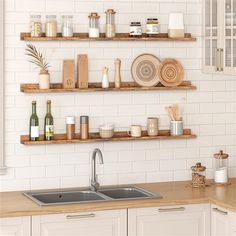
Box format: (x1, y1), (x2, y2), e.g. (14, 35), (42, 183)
(0, 0), (6, 175)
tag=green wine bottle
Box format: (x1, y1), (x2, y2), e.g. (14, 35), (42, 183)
(44, 100), (54, 140)
(29, 101), (39, 141)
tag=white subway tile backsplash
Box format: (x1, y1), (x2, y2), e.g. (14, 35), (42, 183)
(1, 0), (235, 192)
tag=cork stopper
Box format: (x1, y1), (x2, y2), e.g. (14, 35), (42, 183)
(214, 150), (229, 159)
(32, 101), (36, 104)
(88, 12), (100, 19)
(106, 9), (116, 14)
(191, 163), (206, 172)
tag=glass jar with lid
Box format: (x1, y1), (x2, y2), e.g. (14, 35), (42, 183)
(146, 18), (159, 36)
(214, 150), (229, 184)
(62, 15), (73, 37)
(129, 22), (142, 37)
(45, 15), (57, 37)
(88, 13), (100, 38)
(191, 163), (206, 187)
(30, 15), (42, 37)
(105, 9), (116, 38)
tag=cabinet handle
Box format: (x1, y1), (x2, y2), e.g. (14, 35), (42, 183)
(219, 48), (224, 72)
(66, 213), (96, 219)
(213, 208), (228, 215)
(215, 48), (220, 71)
(158, 207), (186, 213)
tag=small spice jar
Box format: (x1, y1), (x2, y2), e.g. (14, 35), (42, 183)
(129, 22), (142, 37)
(191, 163), (206, 187)
(214, 150), (229, 184)
(105, 9), (116, 38)
(66, 116), (75, 140)
(80, 116), (89, 140)
(146, 18), (159, 36)
(88, 13), (100, 38)
(62, 15), (73, 37)
(30, 15), (42, 37)
(45, 15), (57, 37)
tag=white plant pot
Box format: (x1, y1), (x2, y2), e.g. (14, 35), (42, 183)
(39, 73), (50, 89)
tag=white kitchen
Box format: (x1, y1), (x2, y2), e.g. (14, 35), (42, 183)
(0, 0), (235, 235)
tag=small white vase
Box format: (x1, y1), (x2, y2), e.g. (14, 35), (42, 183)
(39, 72), (50, 89)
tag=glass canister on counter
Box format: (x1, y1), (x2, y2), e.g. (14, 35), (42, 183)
(62, 15), (74, 37)
(214, 150), (229, 184)
(105, 9), (116, 38)
(146, 18), (159, 36)
(30, 15), (42, 37)
(191, 163), (206, 187)
(88, 13), (100, 38)
(45, 15), (57, 37)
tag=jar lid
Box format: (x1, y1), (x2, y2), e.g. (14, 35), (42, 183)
(106, 9), (116, 14)
(147, 18), (158, 21)
(80, 116), (89, 124)
(131, 22), (141, 25)
(191, 163), (206, 172)
(214, 150), (229, 159)
(66, 116), (75, 124)
(88, 12), (100, 18)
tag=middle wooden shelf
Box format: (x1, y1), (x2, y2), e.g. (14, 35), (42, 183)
(20, 129), (196, 145)
(20, 81), (196, 93)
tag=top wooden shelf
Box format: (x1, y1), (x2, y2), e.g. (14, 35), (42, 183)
(20, 33), (196, 42)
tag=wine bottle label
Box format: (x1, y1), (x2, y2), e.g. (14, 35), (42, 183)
(31, 126), (39, 138)
(46, 125), (54, 137)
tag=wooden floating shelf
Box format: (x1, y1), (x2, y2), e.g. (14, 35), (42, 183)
(20, 81), (196, 93)
(20, 33), (196, 42)
(20, 129), (196, 145)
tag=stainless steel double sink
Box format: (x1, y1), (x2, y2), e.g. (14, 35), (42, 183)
(24, 186), (161, 206)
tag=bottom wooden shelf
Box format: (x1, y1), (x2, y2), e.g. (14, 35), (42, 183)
(20, 129), (196, 145)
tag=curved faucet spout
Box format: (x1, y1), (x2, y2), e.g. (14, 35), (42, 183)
(91, 148), (104, 191)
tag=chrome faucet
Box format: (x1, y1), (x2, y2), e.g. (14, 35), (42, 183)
(90, 148), (104, 191)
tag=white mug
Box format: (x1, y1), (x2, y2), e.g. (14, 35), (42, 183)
(128, 125), (142, 137)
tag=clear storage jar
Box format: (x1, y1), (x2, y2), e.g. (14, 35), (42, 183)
(88, 13), (100, 38)
(45, 15), (57, 37)
(214, 150), (229, 184)
(62, 15), (73, 37)
(129, 22), (142, 37)
(105, 9), (116, 38)
(146, 18), (159, 36)
(191, 163), (206, 187)
(30, 15), (42, 37)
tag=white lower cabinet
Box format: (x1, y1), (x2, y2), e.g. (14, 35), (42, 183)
(32, 209), (127, 236)
(211, 204), (236, 236)
(128, 204), (211, 236)
(0, 216), (31, 236)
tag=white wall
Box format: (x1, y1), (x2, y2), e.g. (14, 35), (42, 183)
(1, 0), (235, 191)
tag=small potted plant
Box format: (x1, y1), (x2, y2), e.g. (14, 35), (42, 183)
(26, 44), (51, 89)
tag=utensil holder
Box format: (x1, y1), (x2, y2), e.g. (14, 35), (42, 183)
(170, 120), (183, 136)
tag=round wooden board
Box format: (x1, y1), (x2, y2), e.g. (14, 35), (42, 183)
(159, 58), (184, 87)
(131, 54), (161, 87)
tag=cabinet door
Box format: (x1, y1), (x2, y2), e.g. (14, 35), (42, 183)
(203, 0), (220, 73)
(32, 209), (127, 236)
(211, 205), (236, 236)
(223, 0), (236, 75)
(128, 204), (210, 236)
(0, 216), (31, 236)
(211, 205), (231, 236)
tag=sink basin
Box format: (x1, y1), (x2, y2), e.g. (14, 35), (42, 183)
(24, 186), (161, 206)
(98, 187), (160, 200)
(23, 190), (109, 206)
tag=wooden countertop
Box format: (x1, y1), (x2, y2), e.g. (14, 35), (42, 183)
(0, 179), (236, 218)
